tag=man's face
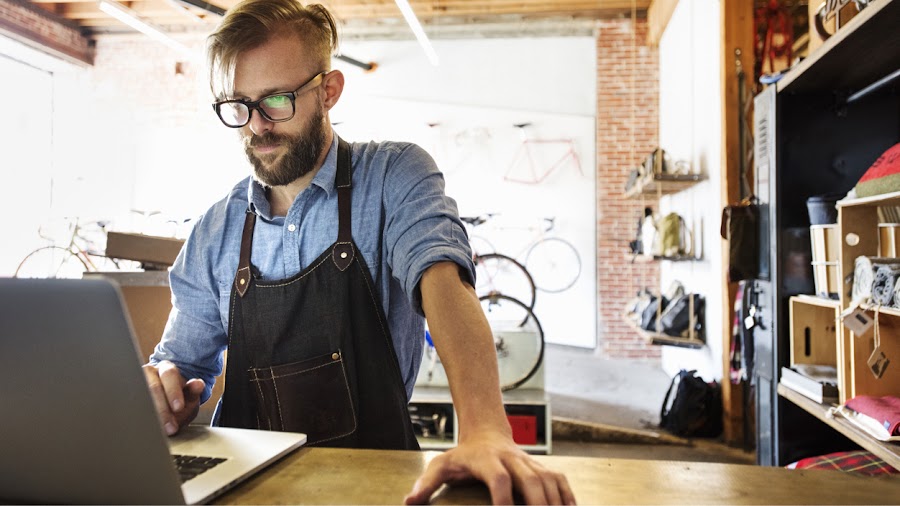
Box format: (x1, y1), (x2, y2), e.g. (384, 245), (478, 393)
(231, 33), (327, 187)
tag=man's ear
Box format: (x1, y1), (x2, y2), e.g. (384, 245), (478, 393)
(321, 70), (344, 111)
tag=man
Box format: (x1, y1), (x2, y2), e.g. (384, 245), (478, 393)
(143, 0), (574, 504)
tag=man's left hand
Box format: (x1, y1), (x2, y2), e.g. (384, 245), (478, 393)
(403, 429), (576, 505)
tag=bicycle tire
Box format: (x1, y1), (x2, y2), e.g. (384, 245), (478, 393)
(479, 293), (544, 392)
(14, 246), (89, 278)
(525, 237), (581, 293)
(474, 253), (536, 311)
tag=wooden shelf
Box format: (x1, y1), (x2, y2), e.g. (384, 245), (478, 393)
(622, 314), (705, 349)
(624, 173), (705, 199)
(778, 383), (900, 470)
(628, 254), (700, 263)
(777, 0), (900, 95)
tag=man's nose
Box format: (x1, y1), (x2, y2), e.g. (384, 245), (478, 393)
(248, 110), (273, 136)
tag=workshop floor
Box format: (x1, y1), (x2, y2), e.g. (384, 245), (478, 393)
(543, 344), (756, 465)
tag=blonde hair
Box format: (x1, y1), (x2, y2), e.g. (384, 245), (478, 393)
(207, 0), (338, 97)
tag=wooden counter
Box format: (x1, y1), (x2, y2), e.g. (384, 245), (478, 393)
(215, 447), (900, 504)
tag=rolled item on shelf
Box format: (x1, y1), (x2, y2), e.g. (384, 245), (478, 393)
(892, 277), (900, 309)
(871, 264), (900, 306)
(852, 256), (900, 305)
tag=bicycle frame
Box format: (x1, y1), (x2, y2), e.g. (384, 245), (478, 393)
(504, 138), (583, 185)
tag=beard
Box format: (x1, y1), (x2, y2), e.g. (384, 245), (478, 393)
(243, 104), (327, 187)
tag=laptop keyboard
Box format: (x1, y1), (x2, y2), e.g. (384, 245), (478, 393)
(172, 454), (228, 482)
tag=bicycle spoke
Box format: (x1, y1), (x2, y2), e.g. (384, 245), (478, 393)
(525, 237), (581, 293)
(479, 293), (544, 391)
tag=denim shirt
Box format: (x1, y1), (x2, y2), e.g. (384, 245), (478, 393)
(150, 134), (474, 404)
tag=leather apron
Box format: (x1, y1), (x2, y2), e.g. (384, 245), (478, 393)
(218, 138), (419, 450)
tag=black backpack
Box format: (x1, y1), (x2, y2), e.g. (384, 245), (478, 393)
(659, 369), (723, 438)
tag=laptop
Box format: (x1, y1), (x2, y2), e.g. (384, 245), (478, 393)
(0, 278), (307, 504)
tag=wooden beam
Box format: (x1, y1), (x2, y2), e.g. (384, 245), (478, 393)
(720, 0), (756, 449)
(0, 0), (93, 65)
(645, 0), (677, 46)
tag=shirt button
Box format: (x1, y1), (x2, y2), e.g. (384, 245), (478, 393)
(287, 224), (296, 232)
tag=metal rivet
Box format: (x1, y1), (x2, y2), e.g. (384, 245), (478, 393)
(331, 352), (339, 360)
(340, 252), (348, 259)
(239, 278), (245, 285)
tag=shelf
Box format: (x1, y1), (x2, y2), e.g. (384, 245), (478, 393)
(838, 190), (900, 209)
(777, 0), (900, 95)
(778, 383), (900, 471)
(791, 294), (842, 309)
(624, 173), (705, 199)
(628, 254), (700, 263)
(622, 315), (705, 349)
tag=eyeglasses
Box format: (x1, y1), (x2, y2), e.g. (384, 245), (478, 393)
(212, 71), (326, 128)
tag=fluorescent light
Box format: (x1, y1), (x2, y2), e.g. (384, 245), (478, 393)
(98, 0), (197, 60)
(394, 0), (438, 66)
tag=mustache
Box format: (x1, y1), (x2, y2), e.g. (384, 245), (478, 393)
(246, 132), (290, 148)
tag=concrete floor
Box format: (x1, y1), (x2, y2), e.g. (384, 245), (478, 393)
(543, 344), (755, 465)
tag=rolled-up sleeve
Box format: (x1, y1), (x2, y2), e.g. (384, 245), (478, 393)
(382, 144), (475, 314)
(149, 213), (229, 404)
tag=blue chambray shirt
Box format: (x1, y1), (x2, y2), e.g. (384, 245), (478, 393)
(150, 133), (475, 405)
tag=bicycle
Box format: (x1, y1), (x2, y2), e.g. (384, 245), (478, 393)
(421, 292), (545, 392)
(464, 213), (582, 295)
(503, 123), (583, 185)
(14, 218), (125, 278)
(462, 215), (537, 312)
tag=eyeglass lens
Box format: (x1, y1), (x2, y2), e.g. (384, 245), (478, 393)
(220, 94), (295, 127)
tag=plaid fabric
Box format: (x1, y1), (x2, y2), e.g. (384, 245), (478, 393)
(789, 450), (899, 476)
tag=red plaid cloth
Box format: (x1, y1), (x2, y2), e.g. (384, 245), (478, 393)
(788, 450), (899, 476)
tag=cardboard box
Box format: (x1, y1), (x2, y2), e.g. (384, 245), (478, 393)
(106, 232), (185, 268)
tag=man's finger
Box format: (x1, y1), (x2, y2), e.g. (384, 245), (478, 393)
(142, 364), (178, 435)
(504, 455), (548, 505)
(157, 361), (187, 413)
(524, 459), (564, 505)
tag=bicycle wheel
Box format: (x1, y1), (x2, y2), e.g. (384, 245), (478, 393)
(479, 293), (544, 391)
(474, 253), (536, 311)
(525, 237), (581, 293)
(14, 246), (89, 278)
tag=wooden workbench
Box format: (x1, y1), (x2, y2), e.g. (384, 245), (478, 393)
(215, 447), (900, 504)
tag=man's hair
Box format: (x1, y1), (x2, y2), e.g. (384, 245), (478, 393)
(207, 0), (339, 97)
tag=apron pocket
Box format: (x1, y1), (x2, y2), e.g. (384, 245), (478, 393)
(248, 350), (357, 444)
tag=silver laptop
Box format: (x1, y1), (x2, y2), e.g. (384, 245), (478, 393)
(0, 278), (307, 504)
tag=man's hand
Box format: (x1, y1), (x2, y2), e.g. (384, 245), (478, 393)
(404, 430), (576, 505)
(142, 360), (205, 435)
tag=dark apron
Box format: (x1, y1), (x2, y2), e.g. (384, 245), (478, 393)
(218, 138), (419, 450)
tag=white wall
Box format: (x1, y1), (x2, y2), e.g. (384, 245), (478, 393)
(658, 0), (724, 381)
(333, 37), (598, 348)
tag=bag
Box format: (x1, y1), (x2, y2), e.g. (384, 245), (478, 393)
(639, 295), (668, 332)
(659, 293), (705, 339)
(655, 213), (692, 258)
(659, 369), (723, 438)
(721, 200), (760, 281)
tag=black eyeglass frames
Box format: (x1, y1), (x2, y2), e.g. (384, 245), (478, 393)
(212, 71), (326, 128)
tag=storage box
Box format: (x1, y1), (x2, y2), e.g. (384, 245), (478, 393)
(507, 414), (537, 445)
(106, 232), (185, 268)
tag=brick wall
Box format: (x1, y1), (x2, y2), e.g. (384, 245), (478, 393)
(595, 18), (661, 359)
(0, 0), (93, 64)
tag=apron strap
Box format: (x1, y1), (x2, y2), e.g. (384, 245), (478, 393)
(235, 209), (256, 297)
(332, 137), (354, 271)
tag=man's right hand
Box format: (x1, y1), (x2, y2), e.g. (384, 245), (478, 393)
(142, 360), (205, 436)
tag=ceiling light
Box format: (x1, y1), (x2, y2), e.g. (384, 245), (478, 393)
(394, 0), (438, 66)
(98, 0), (197, 60)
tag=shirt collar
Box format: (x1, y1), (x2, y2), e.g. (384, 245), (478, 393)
(246, 131), (340, 219)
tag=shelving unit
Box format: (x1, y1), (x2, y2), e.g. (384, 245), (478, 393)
(777, 384), (900, 470)
(410, 386), (552, 454)
(753, 0), (900, 467)
(624, 173), (705, 199)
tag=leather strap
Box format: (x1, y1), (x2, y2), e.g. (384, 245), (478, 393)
(332, 137), (354, 271)
(235, 209), (256, 297)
